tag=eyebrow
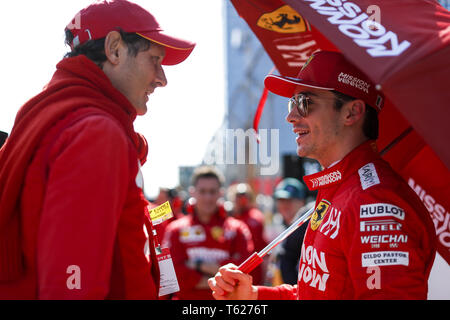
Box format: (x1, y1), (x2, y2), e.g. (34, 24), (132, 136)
(298, 91), (318, 97)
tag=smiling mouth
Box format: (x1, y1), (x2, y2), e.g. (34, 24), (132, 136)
(295, 129), (310, 138)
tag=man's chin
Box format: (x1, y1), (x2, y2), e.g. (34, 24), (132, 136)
(296, 146), (306, 158)
(296, 146), (315, 161)
(135, 103), (148, 116)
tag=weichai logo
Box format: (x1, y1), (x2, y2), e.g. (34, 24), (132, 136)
(303, 0), (411, 57)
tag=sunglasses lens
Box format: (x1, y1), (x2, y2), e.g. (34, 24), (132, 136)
(299, 96), (307, 117)
(288, 95), (308, 117)
(288, 98), (295, 113)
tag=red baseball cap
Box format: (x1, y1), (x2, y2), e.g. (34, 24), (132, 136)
(66, 0), (195, 65)
(264, 51), (384, 111)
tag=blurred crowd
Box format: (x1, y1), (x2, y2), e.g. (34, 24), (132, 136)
(148, 165), (315, 300)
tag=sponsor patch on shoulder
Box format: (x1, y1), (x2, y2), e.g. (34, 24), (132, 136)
(358, 163), (380, 190)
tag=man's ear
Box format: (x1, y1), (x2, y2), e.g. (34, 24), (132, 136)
(342, 99), (366, 126)
(104, 31), (124, 65)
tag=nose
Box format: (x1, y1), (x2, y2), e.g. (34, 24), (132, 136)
(155, 64), (168, 88)
(285, 102), (301, 124)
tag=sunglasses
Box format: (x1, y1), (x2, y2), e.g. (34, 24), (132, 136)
(288, 92), (348, 117)
(288, 94), (311, 117)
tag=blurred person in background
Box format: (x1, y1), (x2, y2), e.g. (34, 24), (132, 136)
(162, 166), (254, 299)
(227, 183), (267, 285)
(267, 178), (313, 286)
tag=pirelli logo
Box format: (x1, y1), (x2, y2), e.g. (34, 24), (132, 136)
(360, 203), (405, 220)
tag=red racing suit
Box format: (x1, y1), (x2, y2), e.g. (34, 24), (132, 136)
(258, 141), (437, 299)
(163, 208), (254, 299)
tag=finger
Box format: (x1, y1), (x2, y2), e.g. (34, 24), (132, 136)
(208, 278), (225, 296)
(214, 273), (236, 293)
(212, 290), (227, 300)
(219, 263), (238, 271)
(221, 268), (250, 286)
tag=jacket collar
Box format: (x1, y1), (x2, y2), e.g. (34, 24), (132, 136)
(303, 140), (380, 191)
(51, 55), (138, 121)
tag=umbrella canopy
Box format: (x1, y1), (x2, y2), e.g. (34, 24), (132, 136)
(230, 0), (450, 264)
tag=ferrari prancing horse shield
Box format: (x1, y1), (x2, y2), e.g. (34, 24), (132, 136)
(311, 200), (331, 231)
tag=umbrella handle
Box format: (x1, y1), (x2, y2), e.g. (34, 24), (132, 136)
(237, 206), (315, 274)
(238, 252), (263, 274)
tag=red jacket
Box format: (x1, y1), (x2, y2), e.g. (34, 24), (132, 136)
(0, 56), (159, 299)
(258, 141), (436, 300)
(163, 208), (254, 300)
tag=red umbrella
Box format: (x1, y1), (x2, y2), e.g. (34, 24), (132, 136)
(230, 0), (450, 265)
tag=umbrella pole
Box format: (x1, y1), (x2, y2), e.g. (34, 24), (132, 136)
(380, 126), (413, 156)
(238, 206), (315, 274)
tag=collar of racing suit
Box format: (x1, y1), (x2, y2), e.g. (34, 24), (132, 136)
(303, 140), (380, 191)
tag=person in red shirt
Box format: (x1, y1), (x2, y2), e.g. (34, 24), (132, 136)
(227, 183), (267, 285)
(163, 166), (254, 300)
(208, 51), (437, 300)
(0, 0), (195, 299)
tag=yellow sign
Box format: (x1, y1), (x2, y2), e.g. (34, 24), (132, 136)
(148, 201), (173, 226)
(257, 5), (307, 34)
(310, 200), (330, 231)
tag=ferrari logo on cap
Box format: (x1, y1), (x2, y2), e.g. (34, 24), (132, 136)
(257, 5), (308, 34)
(310, 200), (330, 231)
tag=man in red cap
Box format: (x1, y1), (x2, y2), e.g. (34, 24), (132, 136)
(208, 51), (437, 299)
(0, 0), (194, 299)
